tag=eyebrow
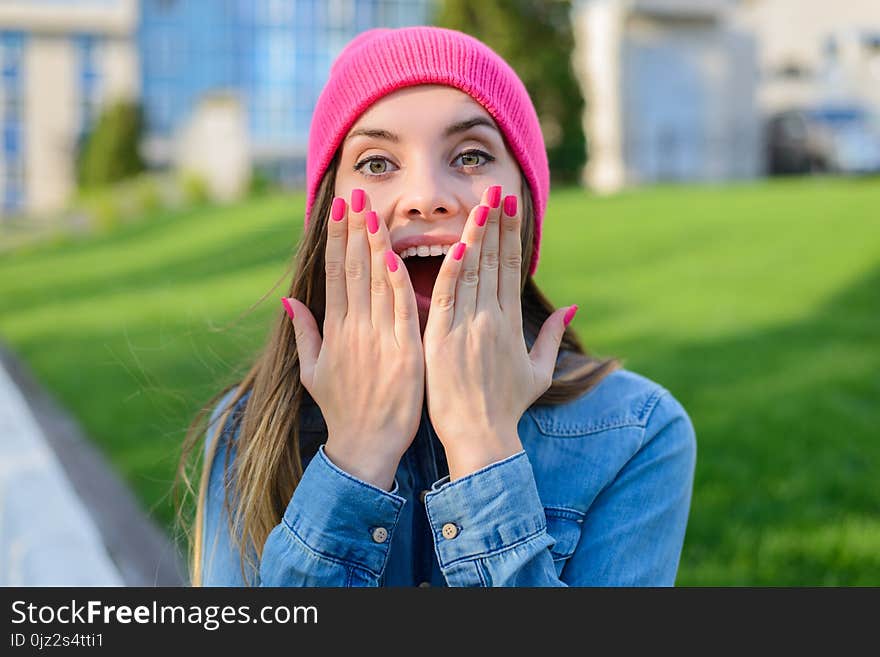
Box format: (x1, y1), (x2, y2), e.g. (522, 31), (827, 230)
(344, 116), (500, 143)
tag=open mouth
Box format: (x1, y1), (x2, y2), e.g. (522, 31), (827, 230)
(403, 255), (445, 310)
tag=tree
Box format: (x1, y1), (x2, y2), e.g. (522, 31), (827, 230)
(77, 99), (146, 188)
(432, 0), (586, 184)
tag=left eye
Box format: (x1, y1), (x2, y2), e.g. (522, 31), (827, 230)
(456, 150), (493, 167)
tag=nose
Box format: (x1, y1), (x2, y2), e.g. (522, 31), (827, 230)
(397, 158), (462, 222)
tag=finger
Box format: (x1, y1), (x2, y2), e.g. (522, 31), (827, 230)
(383, 249), (421, 347)
(324, 196), (349, 330)
(282, 297), (322, 393)
(529, 306), (577, 397)
(453, 186), (493, 325)
(499, 193), (523, 329)
(352, 189), (400, 335)
(476, 184), (503, 313)
(345, 189), (371, 323)
(426, 240), (467, 336)
(363, 202), (395, 333)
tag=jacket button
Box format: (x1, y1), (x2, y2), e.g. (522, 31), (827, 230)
(418, 581), (431, 588)
(371, 527), (389, 543)
(441, 523), (459, 539)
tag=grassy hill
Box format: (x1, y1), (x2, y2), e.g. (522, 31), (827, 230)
(1, 177), (878, 585)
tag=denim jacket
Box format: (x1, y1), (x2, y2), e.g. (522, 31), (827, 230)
(200, 367), (696, 587)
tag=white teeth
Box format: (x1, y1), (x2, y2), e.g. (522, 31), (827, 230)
(399, 244), (456, 259)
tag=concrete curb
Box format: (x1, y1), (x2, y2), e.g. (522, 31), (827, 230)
(0, 341), (186, 586)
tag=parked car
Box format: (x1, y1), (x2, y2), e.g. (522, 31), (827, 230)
(766, 106), (880, 175)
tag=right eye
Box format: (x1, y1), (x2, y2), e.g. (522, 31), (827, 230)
(353, 156), (399, 179)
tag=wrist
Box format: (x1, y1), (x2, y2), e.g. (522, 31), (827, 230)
(323, 441), (401, 492)
(443, 436), (523, 482)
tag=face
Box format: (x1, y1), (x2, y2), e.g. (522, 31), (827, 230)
(334, 84), (523, 333)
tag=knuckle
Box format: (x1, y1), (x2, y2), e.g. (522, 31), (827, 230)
(435, 293), (455, 310)
(325, 259), (345, 281)
(395, 303), (415, 321)
(461, 268), (480, 287)
(370, 276), (389, 296)
(502, 253), (521, 269)
(480, 249), (499, 270)
(345, 260), (366, 280)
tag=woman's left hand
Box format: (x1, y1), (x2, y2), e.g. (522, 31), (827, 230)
(422, 185), (577, 481)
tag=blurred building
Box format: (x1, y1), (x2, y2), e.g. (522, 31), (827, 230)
(572, 0), (761, 193)
(736, 0), (880, 175)
(0, 0), (435, 218)
(735, 0), (880, 115)
(0, 0), (139, 215)
(573, 0), (880, 192)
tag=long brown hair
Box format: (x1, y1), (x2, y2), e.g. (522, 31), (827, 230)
(174, 151), (622, 586)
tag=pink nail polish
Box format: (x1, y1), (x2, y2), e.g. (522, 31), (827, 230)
(503, 195), (517, 217)
(384, 249), (398, 272)
(331, 197), (346, 221)
(488, 185), (502, 208)
(351, 188), (365, 213)
(453, 242), (466, 260)
(366, 210), (379, 234)
(281, 297), (295, 320)
(475, 205), (489, 227)
(563, 305), (578, 326)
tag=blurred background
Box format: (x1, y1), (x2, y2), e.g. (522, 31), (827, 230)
(0, 0), (877, 586)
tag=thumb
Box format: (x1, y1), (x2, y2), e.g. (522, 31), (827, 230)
(529, 305), (578, 392)
(281, 297), (321, 390)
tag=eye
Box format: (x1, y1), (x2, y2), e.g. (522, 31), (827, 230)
(455, 149), (495, 169)
(353, 156), (398, 178)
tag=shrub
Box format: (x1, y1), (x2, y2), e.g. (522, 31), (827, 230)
(77, 100), (146, 187)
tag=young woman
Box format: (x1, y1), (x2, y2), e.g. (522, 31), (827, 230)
(177, 26), (697, 587)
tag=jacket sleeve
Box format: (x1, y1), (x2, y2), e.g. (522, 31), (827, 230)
(424, 390), (696, 586)
(200, 392), (407, 587)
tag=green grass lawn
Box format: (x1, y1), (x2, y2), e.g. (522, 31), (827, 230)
(1, 177), (878, 585)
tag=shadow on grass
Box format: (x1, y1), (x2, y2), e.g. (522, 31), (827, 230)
(0, 198), (304, 316)
(631, 263), (880, 585)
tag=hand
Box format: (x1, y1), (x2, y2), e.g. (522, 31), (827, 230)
(422, 185), (577, 481)
(282, 189), (424, 491)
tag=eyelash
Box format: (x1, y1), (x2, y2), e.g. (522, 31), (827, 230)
(352, 149), (496, 179)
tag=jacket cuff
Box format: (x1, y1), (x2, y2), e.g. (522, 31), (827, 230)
(283, 444), (406, 577)
(424, 451), (547, 568)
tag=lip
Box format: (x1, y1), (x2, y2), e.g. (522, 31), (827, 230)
(391, 233), (462, 255)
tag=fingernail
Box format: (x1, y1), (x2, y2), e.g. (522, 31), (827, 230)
(366, 210), (379, 234)
(281, 297), (295, 320)
(453, 242), (466, 261)
(475, 205), (489, 227)
(331, 197), (346, 221)
(503, 195), (517, 217)
(351, 188), (365, 213)
(563, 305), (578, 326)
(488, 185), (502, 208)
(384, 249), (398, 272)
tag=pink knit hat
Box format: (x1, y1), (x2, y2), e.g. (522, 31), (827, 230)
(304, 26), (550, 276)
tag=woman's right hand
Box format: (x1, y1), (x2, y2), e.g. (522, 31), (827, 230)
(282, 189), (424, 491)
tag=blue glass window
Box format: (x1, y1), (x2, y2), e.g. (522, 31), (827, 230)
(1, 31), (25, 214)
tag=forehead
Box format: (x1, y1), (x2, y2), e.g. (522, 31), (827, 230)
(346, 84), (495, 135)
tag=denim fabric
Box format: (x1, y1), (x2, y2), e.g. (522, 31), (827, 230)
(200, 367), (697, 587)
